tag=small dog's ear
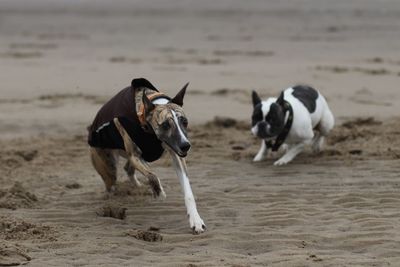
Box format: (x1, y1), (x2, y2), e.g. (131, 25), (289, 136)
(270, 102), (281, 114)
(276, 91), (285, 106)
(269, 103), (285, 128)
(171, 82), (189, 106)
(143, 91), (155, 113)
(252, 90), (261, 107)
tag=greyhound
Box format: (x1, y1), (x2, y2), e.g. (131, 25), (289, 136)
(88, 78), (206, 234)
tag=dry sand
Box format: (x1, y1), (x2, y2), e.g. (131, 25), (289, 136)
(1, 0), (400, 266)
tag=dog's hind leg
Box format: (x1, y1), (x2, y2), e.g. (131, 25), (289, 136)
(113, 118), (166, 199)
(124, 161), (142, 187)
(90, 148), (117, 192)
(167, 148), (206, 234)
(312, 133), (325, 153)
(313, 107), (335, 152)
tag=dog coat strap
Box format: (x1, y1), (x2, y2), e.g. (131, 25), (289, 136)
(271, 101), (293, 152)
(137, 92), (170, 126)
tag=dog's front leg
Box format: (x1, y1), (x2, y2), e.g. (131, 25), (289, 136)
(253, 140), (269, 162)
(113, 118), (166, 199)
(168, 149), (206, 234)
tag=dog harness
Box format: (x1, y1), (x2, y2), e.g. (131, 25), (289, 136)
(88, 79), (169, 162)
(265, 100), (294, 152)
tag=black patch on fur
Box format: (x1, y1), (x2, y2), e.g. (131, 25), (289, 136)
(252, 104), (263, 126)
(270, 101), (293, 151)
(264, 103), (285, 137)
(131, 78), (158, 90)
(291, 85), (319, 113)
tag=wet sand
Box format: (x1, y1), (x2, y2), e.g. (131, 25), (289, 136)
(1, 0), (400, 266)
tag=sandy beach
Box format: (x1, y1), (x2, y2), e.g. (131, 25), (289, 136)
(1, 0), (400, 266)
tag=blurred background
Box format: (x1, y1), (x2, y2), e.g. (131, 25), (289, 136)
(0, 0), (399, 138)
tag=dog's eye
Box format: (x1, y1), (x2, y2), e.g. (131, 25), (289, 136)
(179, 117), (188, 128)
(161, 121), (170, 130)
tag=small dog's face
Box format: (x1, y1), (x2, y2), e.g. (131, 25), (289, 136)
(251, 91), (285, 139)
(143, 84), (191, 157)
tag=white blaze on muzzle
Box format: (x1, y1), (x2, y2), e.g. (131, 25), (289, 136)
(252, 122), (271, 138)
(171, 110), (189, 143)
(251, 125), (258, 135)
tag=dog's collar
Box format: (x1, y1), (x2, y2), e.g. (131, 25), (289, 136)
(266, 100), (293, 152)
(137, 91), (170, 129)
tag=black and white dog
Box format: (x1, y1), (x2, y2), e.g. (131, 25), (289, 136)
(251, 85), (334, 165)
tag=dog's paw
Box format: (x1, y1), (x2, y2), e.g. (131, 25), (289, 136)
(148, 174), (166, 200)
(189, 213), (206, 234)
(312, 146), (322, 154)
(312, 136), (325, 153)
(253, 154), (265, 162)
(274, 158), (289, 166)
(152, 188), (167, 200)
(312, 142), (324, 153)
(103, 185), (116, 199)
(157, 190), (167, 200)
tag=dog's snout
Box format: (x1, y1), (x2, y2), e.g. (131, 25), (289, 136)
(256, 122), (269, 138)
(180, 142), (191, 153)
(258, 121), (267, 128)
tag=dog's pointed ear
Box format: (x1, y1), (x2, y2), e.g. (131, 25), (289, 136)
(171, 82), (189, 106)
(270, 102), (285, 127)
(252, 90), (261, 107)
(270, 102), (280, 113)
(276, 91), (285, 106)
(142, 91), (155, 113)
